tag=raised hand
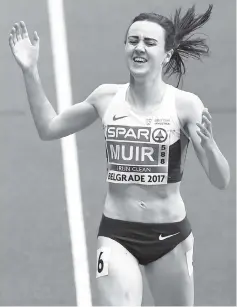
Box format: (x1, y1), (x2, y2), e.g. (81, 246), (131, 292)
(9, 21), (40, 72)
(196, 108), (215, 150)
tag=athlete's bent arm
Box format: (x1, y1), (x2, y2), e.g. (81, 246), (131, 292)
(9, 21), (101, 140)
(23, 66), (100, 140)
(23, 67), (100, 140)
(185, 94), (230, 190)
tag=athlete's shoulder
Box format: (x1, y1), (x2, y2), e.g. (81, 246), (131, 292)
(173, 86), (202, 105)
(91, 83), (123, 99)
(172, 86), (204, 122)
(87, 83), (126, 119)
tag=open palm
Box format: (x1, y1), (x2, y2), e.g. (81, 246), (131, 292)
(9, 21), (39, 71)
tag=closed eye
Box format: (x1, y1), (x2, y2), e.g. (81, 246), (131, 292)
(144, 39), (157, 46)
(128, 38), (138, 45)
(127, 37), (157, 47)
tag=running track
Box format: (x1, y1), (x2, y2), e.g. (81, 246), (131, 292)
(0, 0), (236, 305)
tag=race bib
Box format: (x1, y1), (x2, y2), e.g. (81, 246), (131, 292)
(96, 247), (111, 278)
(105, 125), (170, 185)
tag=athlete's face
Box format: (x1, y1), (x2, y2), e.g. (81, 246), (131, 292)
(125, 21), (171, 79)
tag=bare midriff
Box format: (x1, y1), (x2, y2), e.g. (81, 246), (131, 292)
(103, 182), (186, 223)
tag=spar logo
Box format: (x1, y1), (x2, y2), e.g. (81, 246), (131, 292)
(152, 128), (168, 143)
(106, 125), (151, 142)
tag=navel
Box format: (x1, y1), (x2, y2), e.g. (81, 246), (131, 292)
(139, 201), (147, 208)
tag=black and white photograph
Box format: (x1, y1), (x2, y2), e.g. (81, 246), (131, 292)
(1, 0), (236, 305)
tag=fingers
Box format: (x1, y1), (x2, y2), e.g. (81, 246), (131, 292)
(202, 115), (211, 129)
(196, 122), (210, 137)
(202, 107), (213, 132)
(9, 34), (15, 50)
(197, 108), (215, 147)
(9, 21), (31, 47)
(14, 23), (21, 41)
(32, 31), (40, 46)
(10, 27), (17, 45)
(9, 23), (20, 47)
(20, 21), (29, 39)
(196, 129), (209, 141)
(202, 108), (212, 121)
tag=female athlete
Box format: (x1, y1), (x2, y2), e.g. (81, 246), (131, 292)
(9, 4), (230, 306)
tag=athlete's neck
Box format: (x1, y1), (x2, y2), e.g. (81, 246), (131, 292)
(128, 75), (167, 112)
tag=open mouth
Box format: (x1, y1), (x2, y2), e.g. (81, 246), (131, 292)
(133, 57), (148, 64)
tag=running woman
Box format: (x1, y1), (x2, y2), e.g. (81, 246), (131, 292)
(9, 4), (230, 306)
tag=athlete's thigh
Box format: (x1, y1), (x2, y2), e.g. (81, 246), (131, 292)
(96, 236), (143, 306)
(144, 233), (194, 306)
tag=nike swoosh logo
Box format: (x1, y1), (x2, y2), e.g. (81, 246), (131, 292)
(159, 232), (180, 240)
(113, 115), (128, 121)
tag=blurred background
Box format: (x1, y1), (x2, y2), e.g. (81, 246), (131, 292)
(0, 0), (236, 305)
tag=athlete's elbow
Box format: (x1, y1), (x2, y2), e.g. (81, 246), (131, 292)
(215, 183), (228, 190)
(220, 177), (230, 190)
(39, 133), (52, 141)
(218, 167), (231, 190)
(212, 176), (230, 190)
(38, 128), (71, 141)
(38, 129), (56, 141)
(38, 133), (50, 141)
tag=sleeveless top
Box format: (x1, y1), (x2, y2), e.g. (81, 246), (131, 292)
(102, 83), (190, 185)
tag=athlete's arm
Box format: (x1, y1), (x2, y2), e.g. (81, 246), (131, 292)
(9, 21), (116, 140)
(183, 93), (230, 189)
(42, 84), (116, 140)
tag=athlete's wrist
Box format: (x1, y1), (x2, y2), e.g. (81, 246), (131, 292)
(203, 138), (217, 153)
(22, 65), (39, 77)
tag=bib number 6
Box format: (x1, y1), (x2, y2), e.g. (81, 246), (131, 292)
(97, 252), (104, 273)
(96, 247), (111, 278)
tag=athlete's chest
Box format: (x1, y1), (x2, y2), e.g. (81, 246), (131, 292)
(103, 110), (176, 185)
(103, 108), (177, 143)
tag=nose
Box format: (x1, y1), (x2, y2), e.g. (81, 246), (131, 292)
(134, 40), (146, 52)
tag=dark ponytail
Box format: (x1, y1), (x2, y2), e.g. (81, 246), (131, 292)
(165, 5), (213, 87)
(125, 5), (213, 87)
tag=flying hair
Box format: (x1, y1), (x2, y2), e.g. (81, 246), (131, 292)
(125, 5), (213, 87)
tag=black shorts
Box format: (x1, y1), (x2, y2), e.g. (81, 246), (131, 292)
(97, 214), (192, 265)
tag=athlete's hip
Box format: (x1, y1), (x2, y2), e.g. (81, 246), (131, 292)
(97, 213), (192, 265)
